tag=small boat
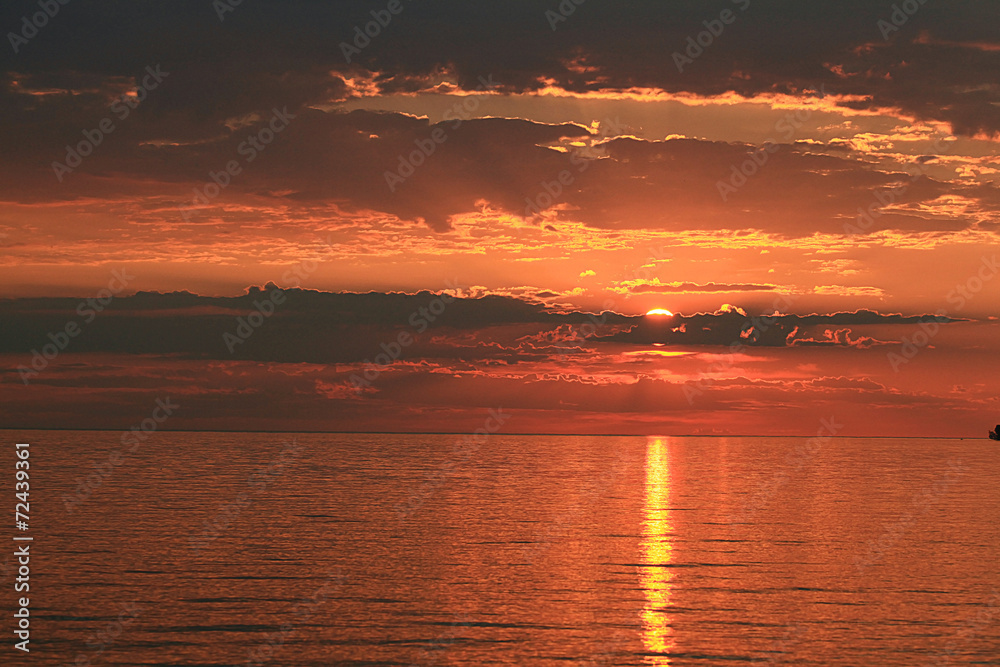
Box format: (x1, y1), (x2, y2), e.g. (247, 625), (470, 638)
(991, 425), (1000, 440)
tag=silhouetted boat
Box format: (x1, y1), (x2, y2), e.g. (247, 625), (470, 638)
(991, 425), (1000, 440)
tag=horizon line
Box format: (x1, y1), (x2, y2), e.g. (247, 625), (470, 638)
(0, 428), (988, 440)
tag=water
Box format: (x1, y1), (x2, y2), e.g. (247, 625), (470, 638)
(3, 431), (999, 665)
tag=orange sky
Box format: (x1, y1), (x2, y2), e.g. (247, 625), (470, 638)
(1, 1), (998, 435)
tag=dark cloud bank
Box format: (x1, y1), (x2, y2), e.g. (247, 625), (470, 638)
(0, 287), (964, 366)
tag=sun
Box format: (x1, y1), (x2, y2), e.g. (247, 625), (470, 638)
(646, 308), (674, 316)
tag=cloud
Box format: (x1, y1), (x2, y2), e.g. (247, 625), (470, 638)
(787, 327), (897, 348)
(600, 308), (963, 348)
(2, 1), (998, 437)
(0, 289), (970, 370)
(4, 108), (984, 244)
(783, 309), (964, 325)
(0, 286), (631, 364)
(1, 288), (995, 436)
(5, 1), (998, 135)
(624, 281), (779, 294)
(3, 2), (999, 249)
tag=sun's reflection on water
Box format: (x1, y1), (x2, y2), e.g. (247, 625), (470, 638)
(640, 436), (674, 663)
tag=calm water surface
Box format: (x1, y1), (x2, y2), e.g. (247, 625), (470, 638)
(3, 431), (999, 665)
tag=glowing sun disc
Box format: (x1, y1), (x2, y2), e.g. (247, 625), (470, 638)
(646, 308), (674, 316)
